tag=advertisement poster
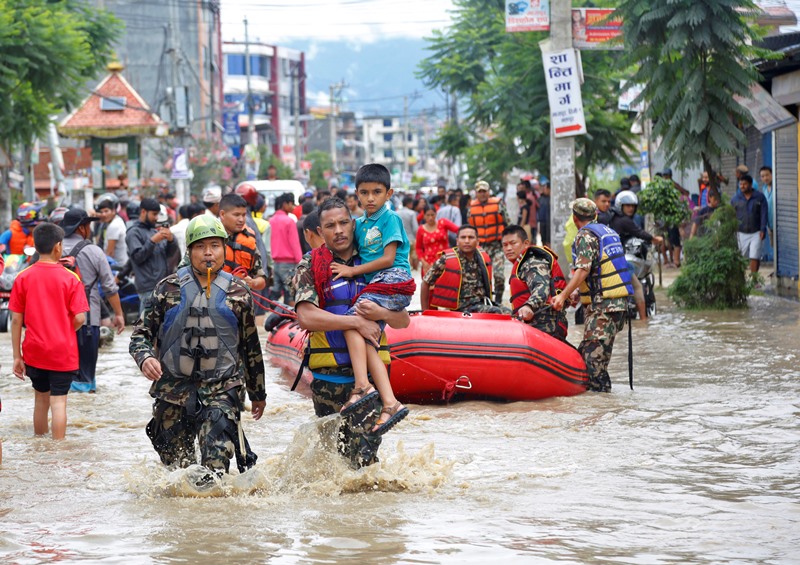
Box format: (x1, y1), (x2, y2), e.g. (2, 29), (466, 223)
(542, 48), (587, 138)
(572, 8), (623, 50)
(171, 147), (190, 180)
(506, 0), (549, 33)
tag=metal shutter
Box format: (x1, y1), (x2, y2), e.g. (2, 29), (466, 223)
(775, 123), (798, 281)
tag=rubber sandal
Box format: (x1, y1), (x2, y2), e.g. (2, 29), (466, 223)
(370, 402), (409, 436)
(340, 386), (379, 416)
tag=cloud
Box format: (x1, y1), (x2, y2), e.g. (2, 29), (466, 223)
(221, 0), (453, 44)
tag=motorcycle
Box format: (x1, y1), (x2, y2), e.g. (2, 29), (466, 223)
(0, 253), (33, 332)
(625, 237), (656, 319)
(103, 258), (140, 325)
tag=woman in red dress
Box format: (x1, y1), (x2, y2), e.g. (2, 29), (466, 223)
(416, 206), (459, 277)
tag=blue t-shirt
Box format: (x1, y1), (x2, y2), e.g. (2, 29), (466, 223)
(355, 204), (411, 282)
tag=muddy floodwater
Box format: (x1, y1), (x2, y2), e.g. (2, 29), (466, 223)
(1, 293), (799, 564)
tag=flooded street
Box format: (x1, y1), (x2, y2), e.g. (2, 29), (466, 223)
(1, 291), (799, 563)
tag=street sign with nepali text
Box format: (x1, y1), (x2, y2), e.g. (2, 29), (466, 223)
(542, 48), (587, 138)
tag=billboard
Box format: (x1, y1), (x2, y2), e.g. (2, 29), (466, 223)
(506, 0), (549, 33)
(572, 8), (623, 50)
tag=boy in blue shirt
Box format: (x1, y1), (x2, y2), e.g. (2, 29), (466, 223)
(330, 163), (415, 435)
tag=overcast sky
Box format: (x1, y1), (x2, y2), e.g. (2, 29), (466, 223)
(220, 0), (454, 44)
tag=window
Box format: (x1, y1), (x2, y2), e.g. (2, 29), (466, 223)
(227, 54), (245, 76)
(384, 149), (393, 159)
(226, 54), (270, 78)
(100, 96), (126, 111)
(383, 133), (393, 142)
(408, 149), (413, 157)
(383, 119), (393, 127)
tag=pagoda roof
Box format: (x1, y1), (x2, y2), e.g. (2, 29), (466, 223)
(59, 67), (166, 139)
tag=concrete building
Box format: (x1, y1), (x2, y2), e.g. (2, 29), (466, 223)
(362, 116), (419, 175)
(92, 0), (223, 139)
(222, 41), (306, 168)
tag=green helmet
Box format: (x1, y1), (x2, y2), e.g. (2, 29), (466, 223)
(185, 215), (227, 247)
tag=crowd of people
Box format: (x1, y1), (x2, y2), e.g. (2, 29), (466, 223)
(1, 160), (769, 474)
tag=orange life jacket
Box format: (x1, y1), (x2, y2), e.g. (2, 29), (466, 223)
(9, 220), (34, 255)
(429, 248), (493, 310)
(509, 245), (567, 314)
(224, 227), (258, 275)
(469, 197), (504, 243)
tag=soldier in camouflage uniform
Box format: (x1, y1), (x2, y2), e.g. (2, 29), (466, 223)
(552, 199), (631, 392)
(467, 180), (509, 304)
(130, 215), (267, 476)
(501, 225), (568, 340)
(294, 198), (410, 468)
(421, 224), (510, 314)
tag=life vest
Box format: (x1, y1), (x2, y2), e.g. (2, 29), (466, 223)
(158, 267), (240, 384)
(307, 255), (391, 370)
(9, 220), (34, 255)
(429, 248), (492, 310)
(509, 245), (566, 314)
(469, 197), (504, 243)
(572, 223), (634, 305)
(224, 226), (258, 274)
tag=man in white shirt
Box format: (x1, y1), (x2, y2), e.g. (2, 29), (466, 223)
(170, 203), (205, 256)
(95, 193), (128, 265)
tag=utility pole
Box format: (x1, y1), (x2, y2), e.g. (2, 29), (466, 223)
(293, 62), (302, 177)
(167, 5), (188, 206)
(244, 17), (255, 147)
(402, 95), (409, 175)
(547, 2), (576, 277)
(208, 1), (217, 135)
(328, 80), (347, 175)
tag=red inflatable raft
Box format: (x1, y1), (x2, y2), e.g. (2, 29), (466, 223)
(265, 310), (588, 404)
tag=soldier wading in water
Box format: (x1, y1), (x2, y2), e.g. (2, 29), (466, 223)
(130, 215), (267, 479)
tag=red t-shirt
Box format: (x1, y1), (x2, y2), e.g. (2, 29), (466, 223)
(9, 261), (89, 371)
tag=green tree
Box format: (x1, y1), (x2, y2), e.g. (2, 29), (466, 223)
(188, 138), (236, 194)
(616, 0), (764, 180)
(668, 202), (750, 308)
(305, 150), (332, 189)
(256, 147), (294, 180)
(417, 0), (636, 191)
(0, 0), (120, 229)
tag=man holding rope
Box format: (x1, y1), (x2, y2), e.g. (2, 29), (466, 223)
(294, 197), (410, 468)
(130, 215), (266, 479)
(551, 199), (633, 392)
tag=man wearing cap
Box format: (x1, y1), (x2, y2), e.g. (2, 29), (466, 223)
(62, 209), (126, 392)
(202, 185), (222, 217)
(130, 215), (266, 480)
(126, 198), (179, 315)
(467, 180), (509, 304)
(551, 198), (633, 392)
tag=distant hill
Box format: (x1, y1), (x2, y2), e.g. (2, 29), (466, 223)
(286, 38), (446, 119)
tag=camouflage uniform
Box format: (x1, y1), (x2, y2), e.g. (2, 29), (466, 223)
(467, 199), (509, 299)
(423, 248), (510, 314)
(573, 229), (628, 392)
(294, 251), (383, 468)
(483, 241), (506, 300)
(515, 252), (568, 340)
(130, 272), (266, 473)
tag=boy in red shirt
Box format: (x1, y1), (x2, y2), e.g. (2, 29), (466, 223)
(10, 222), (88, 440)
